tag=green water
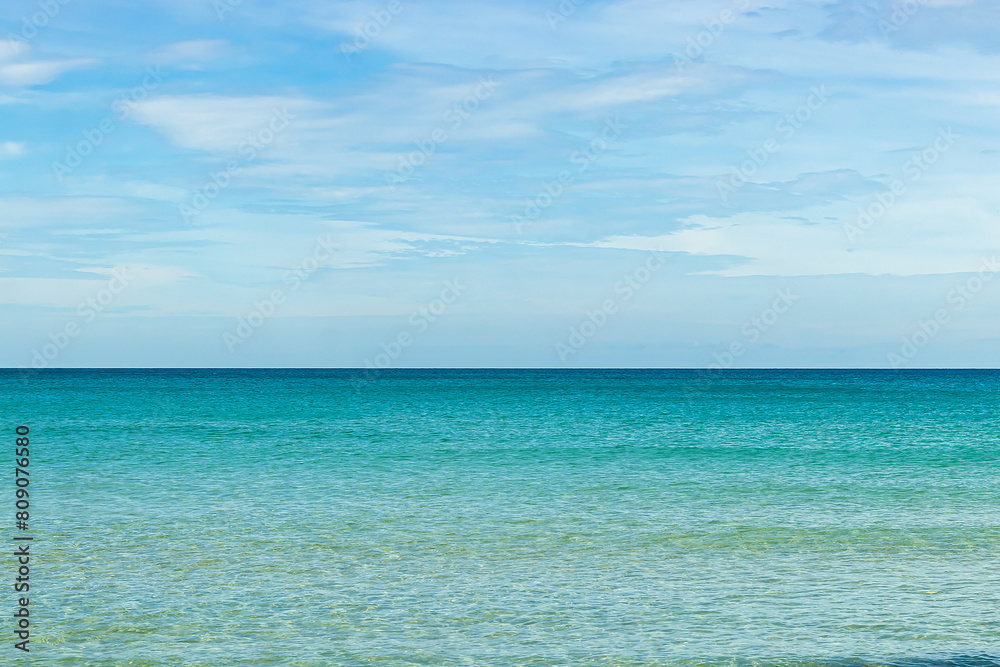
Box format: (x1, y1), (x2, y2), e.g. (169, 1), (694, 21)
(2, 369), (999, 665)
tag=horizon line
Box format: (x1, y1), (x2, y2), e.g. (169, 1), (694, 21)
(5, 367), (1000, 372)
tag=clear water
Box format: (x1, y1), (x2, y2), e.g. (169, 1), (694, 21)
(3, 369), (999, 666)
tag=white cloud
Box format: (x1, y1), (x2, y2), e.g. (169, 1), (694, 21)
(130, 95), (316, 151)
(0, 40), (27, 62)
(0, 59), (93, 87)
(586, 173), (1000, 277)
(0, 141), (24, 157)
(0, 196), (144, 230)
(150, 40), (232, 69)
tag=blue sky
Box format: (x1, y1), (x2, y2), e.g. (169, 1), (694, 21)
(2, 0), (999, 368)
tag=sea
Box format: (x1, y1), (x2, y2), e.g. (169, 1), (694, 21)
(2, 369), (998, 666)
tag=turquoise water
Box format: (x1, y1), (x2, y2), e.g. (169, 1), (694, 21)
(3, 369), (999, 666)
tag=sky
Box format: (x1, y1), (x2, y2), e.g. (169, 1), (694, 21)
(1, 0), (999, 368)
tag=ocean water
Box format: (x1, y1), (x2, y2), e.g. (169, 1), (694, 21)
(3, 369), (999, 666)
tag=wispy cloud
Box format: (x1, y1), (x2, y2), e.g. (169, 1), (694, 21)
(1, 0), (999, 366)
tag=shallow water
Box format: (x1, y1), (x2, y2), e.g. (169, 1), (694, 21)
(3, 369), (999, 665)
